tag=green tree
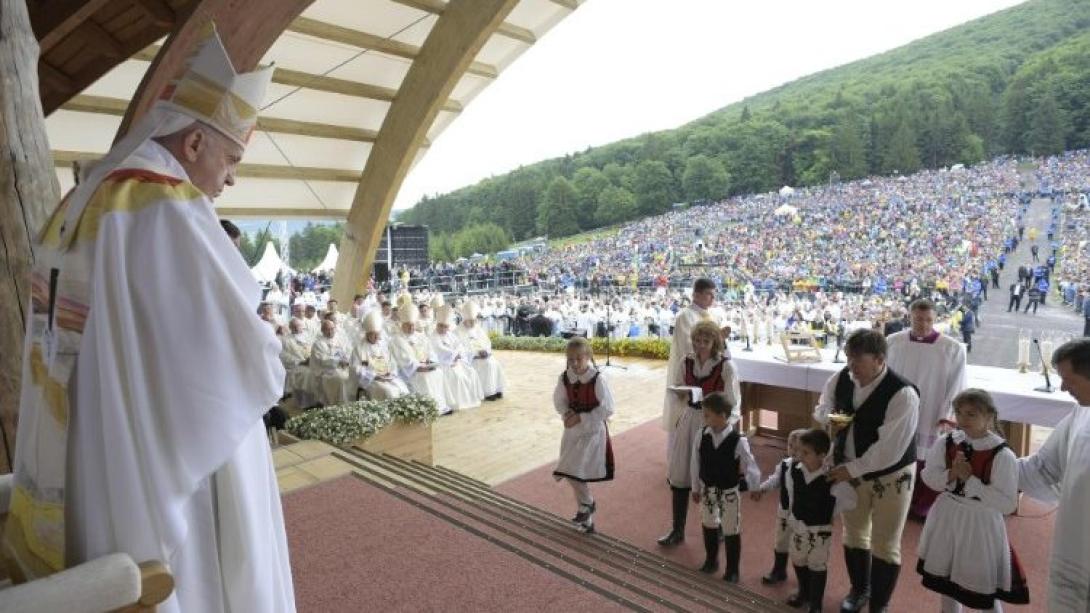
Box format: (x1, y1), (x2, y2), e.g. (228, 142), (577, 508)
(537, 176), (581, 238)
(881, 119), (921, 175)
(1027, 90), (1065, 156)
(632, 160), (676, 215)
(572, 166), (610, 229)
(429, 233), (456, 262)
(595, 185), (637, 226)
(602, 162), (634, 190)
(682, 155), (730, 201)
(451, 223), (511, 258)
(289, 222), (344, 272)
(830, 114), (869, 180)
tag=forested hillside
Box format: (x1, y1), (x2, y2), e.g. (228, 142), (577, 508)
(401, 0), (1090, 260)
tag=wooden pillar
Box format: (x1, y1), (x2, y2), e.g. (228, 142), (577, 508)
(330, 0), (520, 306)
(0, 0), (62, 471)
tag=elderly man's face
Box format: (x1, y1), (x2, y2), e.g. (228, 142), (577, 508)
(321, 321), (335, 338)
(179, 126), (242, 199)
(365, 331), (380, 344)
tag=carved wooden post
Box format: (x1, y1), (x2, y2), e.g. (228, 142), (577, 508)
(0, 0), (61, 471)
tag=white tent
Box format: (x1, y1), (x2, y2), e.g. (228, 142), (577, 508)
(251, 242), (293, 283)
(774, 203), (798, 216)
(779, 185), (796, 197)
(312, 243), (339, 274)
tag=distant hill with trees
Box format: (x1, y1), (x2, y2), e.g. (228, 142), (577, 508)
(399, 0), (1090, 259)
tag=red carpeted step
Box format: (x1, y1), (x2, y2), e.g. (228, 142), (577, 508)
(365, 451), (762, 606)
(337, 449), (783, 613)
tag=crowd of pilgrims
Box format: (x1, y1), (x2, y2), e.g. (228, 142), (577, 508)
(262, 292), (505, 415)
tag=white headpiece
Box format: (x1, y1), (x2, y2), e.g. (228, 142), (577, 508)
(461, 300), (480, 322)
(435, 305), (456, 327)
(430, 294), (446, 310)
(57, 23), (273, 249)
(398, 304), (419, 325)
(362, 310), (384, 334)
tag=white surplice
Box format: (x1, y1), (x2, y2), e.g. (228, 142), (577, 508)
(1018, 403), (1090, 612)
(61, 141), (294, 612)
(454, 323), (505, 397)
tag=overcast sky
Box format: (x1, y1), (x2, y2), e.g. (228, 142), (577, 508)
(391, 0), (1025, 211)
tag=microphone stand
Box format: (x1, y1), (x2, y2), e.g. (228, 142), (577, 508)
(602, 293), (627, 370)
(1032, 338), (1055, 393)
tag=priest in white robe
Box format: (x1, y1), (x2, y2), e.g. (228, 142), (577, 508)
(430, 306), (482, 411)
(352, 311), (409, 401)
(389, 298), (450, 415)
(3, 27), (294, 613)
(664, 279), (731, 433)
(279, 318), (314, 406)
(455, 300), (506, 401)
(1018, 339), (1090, 612)
(886, 298), (966, 518)
(310, 319), (355, 406)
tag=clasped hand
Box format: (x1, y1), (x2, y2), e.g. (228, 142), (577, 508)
(563, 411), (581, 428)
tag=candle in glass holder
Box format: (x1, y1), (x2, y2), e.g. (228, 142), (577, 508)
(1041, 339), (1054, 366)
(1017, 337), (1030, 365)
(752, 318), (760, 344)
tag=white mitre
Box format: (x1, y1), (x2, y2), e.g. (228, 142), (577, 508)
(59, 23), (273, 248)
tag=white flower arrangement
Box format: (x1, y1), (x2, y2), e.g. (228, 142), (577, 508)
(286, 401), (391, 446)
(386, 394), (440, 425)
(285, 394), (439, 445)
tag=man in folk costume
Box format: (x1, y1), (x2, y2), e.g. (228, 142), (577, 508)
(1018, 339), (1090, 612)
(352, 310), (409, 401)
(310, 319), (355, 406)
(814, 329), (920, 613)
(455, 300), (505, 401)
(885, 298), (966, 519)
(279, 318), (314, 405)
(389, 295), (450, 415)
(663, 278), (731, 449)
(3, 25), (294, 612)
(430, 305), (482, 411)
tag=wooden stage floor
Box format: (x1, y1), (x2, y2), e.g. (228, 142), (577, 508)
(432, 350), (668, 485)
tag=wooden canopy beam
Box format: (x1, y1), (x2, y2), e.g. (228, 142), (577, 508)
(549, 0), (579, 10)
(133, 44), (464, 112)
(286, 17), (498, 79)
(331, 0), (519, 305)
(116, 0), (316, 140)
(216, 207), (350, 219)
(128, 0), (177, 28)
(62, 94), (426, 145)
(53, 150), (360, 182)
(29, 0), (114, 54)
(391, 0), (536, 45)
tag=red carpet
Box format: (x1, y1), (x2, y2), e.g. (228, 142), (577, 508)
(283, 476), (626, 612)
(496, 420), (1054, 612)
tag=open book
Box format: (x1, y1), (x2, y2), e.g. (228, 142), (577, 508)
(667, 385), (703, 405)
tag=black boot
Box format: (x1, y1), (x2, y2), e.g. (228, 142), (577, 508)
(722, 533), (741, 583)
(657, 487), (689, 546)
(867, 558), (901, 613)
(698, 527), (720, 573)
(786, 565), (811, 608)
(839, 547), (870, 613)
(808, 569), (827, 613)
(762, 551), (789, 584)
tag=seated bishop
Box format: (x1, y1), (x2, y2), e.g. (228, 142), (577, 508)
(455, 300), (506, 401)
(279, 318), (314, 406)
(309, 319), (355, 406)
(352, 310), (409, 401)
(431, 305), (483, 411)
(389, 296), (451, 415)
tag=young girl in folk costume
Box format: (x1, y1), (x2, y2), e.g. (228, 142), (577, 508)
(660, 320), (741, 547)
(552, 337), (615, 534)
(752, 428), (808, 586)
(690, 392), (760, 582)
(917, 389), (1028, 612)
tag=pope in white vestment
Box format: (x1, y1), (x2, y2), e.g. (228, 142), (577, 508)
(4, 27), (294, 613)
(279, 319), (313, 404)
(1018, 343), (1090, 612)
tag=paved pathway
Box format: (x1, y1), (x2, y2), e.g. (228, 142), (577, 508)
(969, 195), (1084, 367)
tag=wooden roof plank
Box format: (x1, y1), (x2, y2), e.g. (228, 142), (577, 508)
(34, 0), (115, 54)
(391, 0), (535, 44)
(52, 150), (363, 182)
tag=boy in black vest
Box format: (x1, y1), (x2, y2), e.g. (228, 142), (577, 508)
(752, 428), (807, 585)
(785, 429), (857, 612)
(690, 392), (761, 582)
(815, 329), (920, 613)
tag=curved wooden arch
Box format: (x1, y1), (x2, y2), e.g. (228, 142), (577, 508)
(330, 0), (520, 305)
